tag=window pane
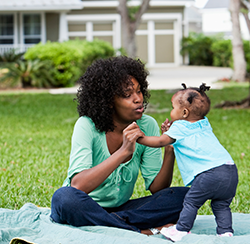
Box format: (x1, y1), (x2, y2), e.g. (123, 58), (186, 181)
(24, 14), (40, 24)
(23, 14), (41, 35)
(0, 39), (14, 44)
(136, 35), (148, 63)
(24, 25), (41, 35)
(155, 22), (173, 30)
(0, 14), (14, 35)
(155, 35), (174, 63)
(138, 23), (147, 30)
(24, 38), (41, 44)
(93, 23), (112, 31)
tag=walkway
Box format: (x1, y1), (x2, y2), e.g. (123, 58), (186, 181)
(49, 65), (233, 94)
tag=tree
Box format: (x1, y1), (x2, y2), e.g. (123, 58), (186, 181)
(229, 0), (246, 82)
(214, 0), (250, 108)
(241, 0), (250, 33)
(117, 0), (150, 58)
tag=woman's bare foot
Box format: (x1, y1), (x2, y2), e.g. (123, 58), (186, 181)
(141, 223), (175, 235)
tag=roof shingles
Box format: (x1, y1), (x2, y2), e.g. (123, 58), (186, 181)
(0, 0), (84, 10)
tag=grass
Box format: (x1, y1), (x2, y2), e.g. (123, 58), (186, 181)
(0, 87), (250, 215)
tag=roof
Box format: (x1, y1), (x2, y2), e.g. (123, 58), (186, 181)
(81, 0), (195, 7)
(0, 0), (195, 11)
(203, 0), (229, 9)
(186, 5), (202, 22)
(0, 0), (84, 11)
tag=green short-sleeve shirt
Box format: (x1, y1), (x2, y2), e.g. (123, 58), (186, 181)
(63, 114), (163, 208)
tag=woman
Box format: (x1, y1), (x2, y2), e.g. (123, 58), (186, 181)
(50, 56), (188, 235)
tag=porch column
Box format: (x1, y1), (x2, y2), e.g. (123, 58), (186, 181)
(183, 6), (189, 65)
(59, 11), (69, 42)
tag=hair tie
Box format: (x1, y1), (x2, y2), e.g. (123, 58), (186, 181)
(199, 83), (210, 93)
(181, 83), (187, 89)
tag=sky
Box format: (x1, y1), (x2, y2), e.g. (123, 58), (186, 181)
(194, 0), (209, 8)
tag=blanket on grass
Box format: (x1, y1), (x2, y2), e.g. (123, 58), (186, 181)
(0, 203), (249, 244)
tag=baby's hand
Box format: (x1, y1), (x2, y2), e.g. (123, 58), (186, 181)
(161, 118), (172, 134)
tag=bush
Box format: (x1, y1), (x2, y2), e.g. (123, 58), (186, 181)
(0, 48), (24, 64)
(24, 41), (83, 87)
(243, 40), (250, 73)
(211, 39), (232, 67)
(75, 39), (115, 75)
(181, 33), (250, 74)
(211, 39), (250, 73)
(25, 39), (115, 87)
(180, 32), (214, 66)
(0, 59), (57, 88)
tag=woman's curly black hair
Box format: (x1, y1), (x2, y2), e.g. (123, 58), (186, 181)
(75, 56), (150, 133)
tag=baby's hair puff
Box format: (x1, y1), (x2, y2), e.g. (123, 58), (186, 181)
(177, 83), (211, 119)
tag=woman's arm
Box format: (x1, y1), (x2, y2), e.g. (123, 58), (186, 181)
(137, 117), (175, 193)
(71, 122), (144, 194)
(71, 149), (127, 193)
(149, 145), (175, 194)
(148, 118), (175, 194)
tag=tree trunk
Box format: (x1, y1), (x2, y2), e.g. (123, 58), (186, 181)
(229, 0), (246, 82)
(241, 1), (250, 33)
(118, 0), (150, 58)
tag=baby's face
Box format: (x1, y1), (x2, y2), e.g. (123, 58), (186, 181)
(170, 94), (185, 122)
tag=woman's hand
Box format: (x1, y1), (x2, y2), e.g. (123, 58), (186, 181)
(71, 122), (144, 194)
(121, 122), (144, 155)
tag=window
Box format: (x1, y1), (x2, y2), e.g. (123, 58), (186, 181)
(23, 14), (41, 44)
(0, 14), (14, 44)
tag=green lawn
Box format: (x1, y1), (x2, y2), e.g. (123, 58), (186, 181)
(0, 87), (249, 215)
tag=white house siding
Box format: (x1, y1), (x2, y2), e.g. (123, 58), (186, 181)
(0, 0), (83, 53)
(0, 1), (195, 67)
(66, 6), (184, 67)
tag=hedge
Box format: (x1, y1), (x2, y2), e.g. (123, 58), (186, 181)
(181, 32), (250, 73)
(25, 39), (115, 87)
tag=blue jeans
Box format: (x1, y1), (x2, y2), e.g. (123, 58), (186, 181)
(50, 186), (189, 232)
(176, 164), (238, 234)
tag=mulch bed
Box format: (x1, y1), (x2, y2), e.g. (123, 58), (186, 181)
(214, 96), (250, 109)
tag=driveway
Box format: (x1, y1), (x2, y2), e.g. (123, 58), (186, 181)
(147, 65), (233, 90)
(49, 65), (233, 94)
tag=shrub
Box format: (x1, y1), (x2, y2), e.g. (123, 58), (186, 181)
(180, 32), (214, 66)
(25, 39), (115, 87)
(181, 33), (250, 74)
(211, 39), (250, 73)
(211, 39), (232, 67)
(74, 39), (115, 75)
(243, 40), (250, 73)
(0, 59), (57, 88)
(0, 48), (24, 64)
(24, 41), (82, 87)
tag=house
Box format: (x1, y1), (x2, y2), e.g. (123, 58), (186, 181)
(185, 5), (202, 34)
(201, 0), (249, 40)
(0, 0), (195, 67)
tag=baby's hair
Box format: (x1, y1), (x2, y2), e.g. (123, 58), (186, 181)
(177, 83), (211, 119)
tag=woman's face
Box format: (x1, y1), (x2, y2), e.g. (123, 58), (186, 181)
(113, 77), (144, 125)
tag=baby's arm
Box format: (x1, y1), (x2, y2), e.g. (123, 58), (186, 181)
(137, 118), (174, 148)
(137, 134), (174, 148)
